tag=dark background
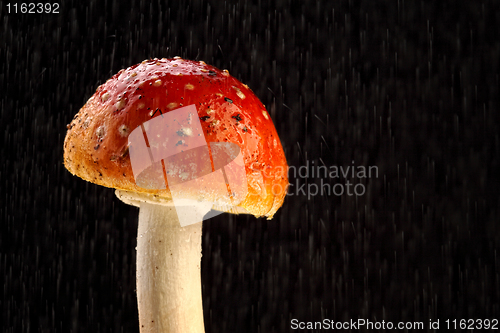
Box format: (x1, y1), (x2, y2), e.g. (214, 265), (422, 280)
(1, 0), (500, 332)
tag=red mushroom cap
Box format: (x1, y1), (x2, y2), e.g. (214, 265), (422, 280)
(63, 58), (288, 218)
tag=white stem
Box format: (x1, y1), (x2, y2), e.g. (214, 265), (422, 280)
(136, 202), (205, 333)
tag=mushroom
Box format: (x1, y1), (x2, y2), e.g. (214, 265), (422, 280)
(63, 58), (288, 332)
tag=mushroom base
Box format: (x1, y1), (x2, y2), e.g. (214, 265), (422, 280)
(136, 202), (205, 333)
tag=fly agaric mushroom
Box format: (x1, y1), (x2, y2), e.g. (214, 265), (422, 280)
(63, 58), (288, 332)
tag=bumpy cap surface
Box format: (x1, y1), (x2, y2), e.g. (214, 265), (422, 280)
(63, 58), (288, 218)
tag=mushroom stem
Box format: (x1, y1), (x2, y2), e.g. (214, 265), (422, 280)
(136, 202), (205, 333)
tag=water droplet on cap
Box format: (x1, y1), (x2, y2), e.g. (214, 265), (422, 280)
(115, 99), (126, 111)
(96, 125), (105, 138)
(118, 124), (129, 137)
(167, 102), (178, 110)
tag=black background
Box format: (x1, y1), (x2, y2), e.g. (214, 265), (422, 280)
(1, 0), (500, 332)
